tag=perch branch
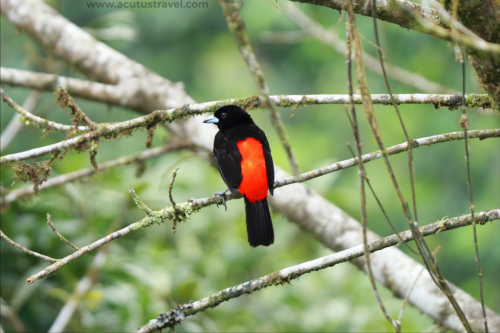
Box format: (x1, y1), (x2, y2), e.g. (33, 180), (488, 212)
(135, 209), (500, 332)
(23, 129), (499, 285)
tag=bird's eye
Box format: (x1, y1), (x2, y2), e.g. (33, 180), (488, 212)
(221, 113), (227, 118)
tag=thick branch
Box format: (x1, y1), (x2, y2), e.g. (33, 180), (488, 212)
(135, 209), (500, 332)
(0, 67), (148, 112)
(290, 0), (446, 30)
(0, 0), (194, 113)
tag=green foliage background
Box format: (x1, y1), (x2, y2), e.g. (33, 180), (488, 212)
(1, 0), (499, 331)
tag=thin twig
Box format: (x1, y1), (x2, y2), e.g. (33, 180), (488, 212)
(1, 141), (193, 204)
(372, 0), (419, 225)
(46, 213), (80, 251)
(168, 168), (180, 233)
(219, 0), (300, 176)
(168, 168), (179, 209)
(459, 50), (489, 333)
(0, 90), (42, 152)
(0, 88), (88, 133)
(0, 229), (58, 263)
(349, 1), (473, 330)
(134, 208), (500, 332)
(346, 3), (399, 330)
(282, 3), (456, 94)
(397, 266), (426, 325)
(345, 142), (419, 256)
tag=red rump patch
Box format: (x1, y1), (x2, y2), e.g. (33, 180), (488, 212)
(237, 137), (268, 203)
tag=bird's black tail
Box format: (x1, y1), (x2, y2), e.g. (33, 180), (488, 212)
(244, 197), (274, 247)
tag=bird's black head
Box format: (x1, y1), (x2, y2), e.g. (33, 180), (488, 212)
(203, 105), (254, 130)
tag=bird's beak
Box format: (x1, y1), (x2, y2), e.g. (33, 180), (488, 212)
(203, 115), (219, 124)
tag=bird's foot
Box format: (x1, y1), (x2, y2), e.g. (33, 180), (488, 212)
(215, 188), (229, 211)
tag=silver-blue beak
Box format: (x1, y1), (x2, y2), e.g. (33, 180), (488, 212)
(203, 115), (219, 124)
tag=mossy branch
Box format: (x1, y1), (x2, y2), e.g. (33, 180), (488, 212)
(0, 87), (87, 133)
(135, 208), (500, 333)
(1, 93), (491, 166)
(1, 141), (193, 204)
(20, 128), (499, 285)
(54, 86), (97, 130)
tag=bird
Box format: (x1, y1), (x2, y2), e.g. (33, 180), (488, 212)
(203, 105), (275, 247)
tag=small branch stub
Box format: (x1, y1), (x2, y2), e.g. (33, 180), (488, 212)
(47, 213), (80, 251)
(169, 168), (180, 233)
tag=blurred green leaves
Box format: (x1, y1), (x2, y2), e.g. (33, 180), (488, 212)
(1, 0), (499, 332)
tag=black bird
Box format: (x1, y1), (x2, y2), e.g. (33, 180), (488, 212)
(203, 105), (274, 247)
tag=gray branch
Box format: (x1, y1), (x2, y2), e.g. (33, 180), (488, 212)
(135, 209), (500, 332)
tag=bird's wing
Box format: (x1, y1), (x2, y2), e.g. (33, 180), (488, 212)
(214, 131), (243, 195)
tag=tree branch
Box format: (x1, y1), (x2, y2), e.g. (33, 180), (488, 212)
(393, 0), (500, 55)
(0, 92), (492, 165)
(0, 67), (140, 111)
(23, 128), (499, 285)
(0, 229), (58, 263)
(135, 209), (500, 333)
(281, 3), (457, 94)
(0, 88), (88, 133)
(1, 141), (193, 204)
(0, 90), (42, 151)
(290, 0), (446, 31)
